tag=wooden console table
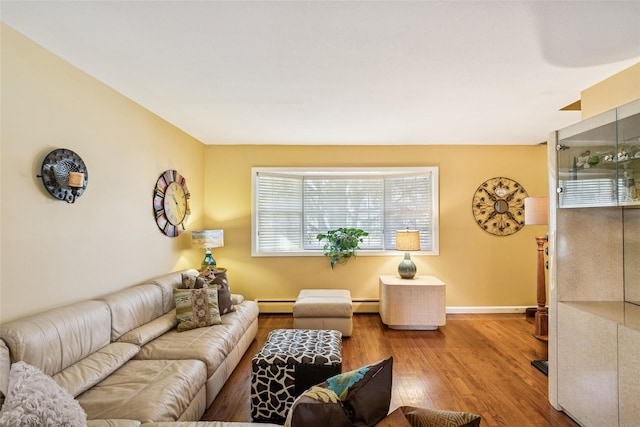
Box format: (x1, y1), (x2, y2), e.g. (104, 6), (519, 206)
(378, 275), (446, 330)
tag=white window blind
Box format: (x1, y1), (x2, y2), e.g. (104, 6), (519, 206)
(304, 177), (384, 250)
(559, 178), (617, 207)
(384, 174), (434, 250)
(256, 174), (303, 251)
(253, 167), (439, 256)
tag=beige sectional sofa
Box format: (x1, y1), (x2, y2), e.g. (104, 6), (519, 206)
(0, 269), (280, 426)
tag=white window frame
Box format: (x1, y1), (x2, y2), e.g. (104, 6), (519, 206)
(251, 166), (439, 257)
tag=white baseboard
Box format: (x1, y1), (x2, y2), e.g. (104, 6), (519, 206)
(353, 300), (379, 313)
(256, 299), (379, 314)
(446, 306), (529, 314)
(256, 299), (529, 315)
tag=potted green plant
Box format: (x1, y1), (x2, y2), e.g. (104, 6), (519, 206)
(316, 227), (369, 269)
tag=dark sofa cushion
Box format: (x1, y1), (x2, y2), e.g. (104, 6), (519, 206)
(285, 357), (393, 427)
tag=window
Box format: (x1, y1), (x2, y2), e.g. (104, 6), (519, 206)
(252, 167), (439, 256)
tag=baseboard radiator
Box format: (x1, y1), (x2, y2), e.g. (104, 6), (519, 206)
(256, 298), (379, 314)
(255, 299), (529, 315)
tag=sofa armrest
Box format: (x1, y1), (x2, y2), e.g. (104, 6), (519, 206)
(230, 294), (245, 305)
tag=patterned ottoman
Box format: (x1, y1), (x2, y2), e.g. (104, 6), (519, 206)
(250, 328), (342, 422)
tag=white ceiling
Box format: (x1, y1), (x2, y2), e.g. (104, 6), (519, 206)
(1, 1), (639, 145)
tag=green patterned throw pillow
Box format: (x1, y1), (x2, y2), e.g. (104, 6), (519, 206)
(173, 287), (221, 332)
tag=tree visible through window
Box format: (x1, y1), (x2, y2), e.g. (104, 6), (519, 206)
(252, 167), (439, 256)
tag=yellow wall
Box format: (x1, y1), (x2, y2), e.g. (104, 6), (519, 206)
(581, 62), (640, 119)
(204, 145), (549, 308)
(0, 24), (205, 322)
(1, 22), (550, 323)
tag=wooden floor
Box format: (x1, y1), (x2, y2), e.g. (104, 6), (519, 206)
(203, 313), (579, 426)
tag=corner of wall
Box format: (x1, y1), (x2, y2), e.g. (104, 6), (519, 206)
(581, 62), (640, 119)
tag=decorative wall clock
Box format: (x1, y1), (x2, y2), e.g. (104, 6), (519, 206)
(472, 176), (528, 236)
(153, 170), (190, 237)
(38, 148), (88, 203)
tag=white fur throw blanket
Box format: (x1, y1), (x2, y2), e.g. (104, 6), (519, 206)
(0, 361), (87, 427)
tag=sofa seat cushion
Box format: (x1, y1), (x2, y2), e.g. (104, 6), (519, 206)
(293, 289), (352, 318)
(136, 301), (259, 378)
(54, 342), (140, 397)
(77, 359), (206, 423)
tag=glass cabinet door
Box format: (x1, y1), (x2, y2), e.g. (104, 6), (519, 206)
(617, 100), (640, 206)
(556, 99), (640, 208)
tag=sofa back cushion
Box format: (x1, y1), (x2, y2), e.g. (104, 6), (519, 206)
(99, 284), (165, 342)
(117, 311), (177, 346)
(0, 300), (111, 377)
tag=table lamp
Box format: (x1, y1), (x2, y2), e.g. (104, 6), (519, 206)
(192, 230), (224, 271)
(396, 229), (420, 279)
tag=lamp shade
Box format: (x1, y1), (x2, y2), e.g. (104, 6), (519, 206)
(396, 230), (420, 251)
(524, 197), (549, 226)
(192, 230), (224, 249)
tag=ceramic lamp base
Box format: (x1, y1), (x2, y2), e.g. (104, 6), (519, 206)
(398, 252), (416, 279)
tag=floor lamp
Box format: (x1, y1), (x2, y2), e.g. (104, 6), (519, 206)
(524, 197), (549, 340)
(524, 197), (549, 376)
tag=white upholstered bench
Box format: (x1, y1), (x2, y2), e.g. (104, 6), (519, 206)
(292, 289), (353, 337)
